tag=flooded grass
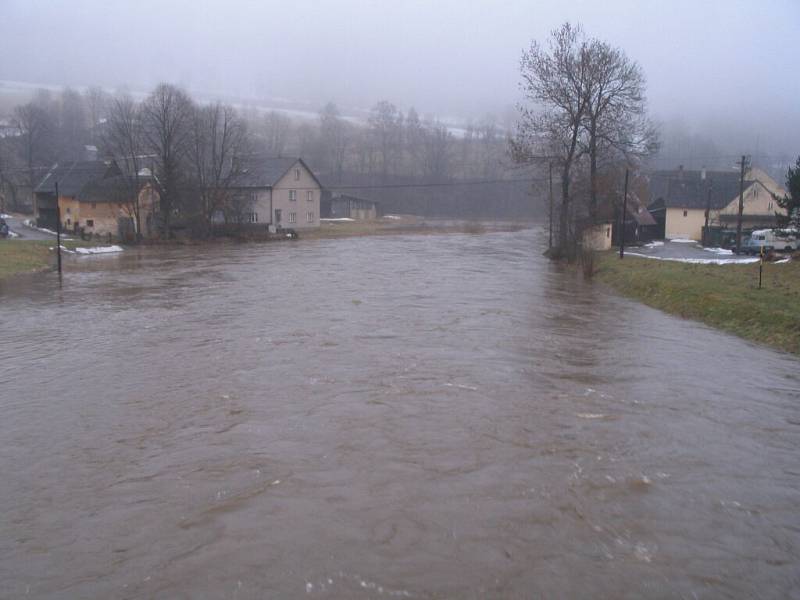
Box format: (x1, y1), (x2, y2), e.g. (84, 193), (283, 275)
(596, 252), (800, 354)
(0, 239), (116, 280)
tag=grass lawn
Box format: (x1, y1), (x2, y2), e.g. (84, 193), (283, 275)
(0, 239), (107, 280)
(595, 252), (800, 355)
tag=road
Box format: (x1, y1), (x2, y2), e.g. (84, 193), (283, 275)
(2, 213), (60, 240)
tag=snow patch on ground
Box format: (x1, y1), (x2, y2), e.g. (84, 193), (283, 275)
(669, 238), (697, 244)
(644, 241), (663, 248)
(6, 230), (19, 238)
(774, 257), (791, 264)
(320, 218), (355, 222)
(626, 252), (760, 265)
(74, 245), (124, 254)
(702, 247), (734, 255)
(383, 215), (402, 220)
(50, 245), (123, 255)
(0, 213), (11, 219)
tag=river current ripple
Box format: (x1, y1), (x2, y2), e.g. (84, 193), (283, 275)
(1, 229), (798, 598)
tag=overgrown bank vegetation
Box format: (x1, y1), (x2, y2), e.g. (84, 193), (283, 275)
(596, 253), (800, 354)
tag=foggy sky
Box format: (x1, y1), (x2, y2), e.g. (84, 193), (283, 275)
(1, 0), (798, 153)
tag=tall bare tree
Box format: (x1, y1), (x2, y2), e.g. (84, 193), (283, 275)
(102, 94), (147, 239)
(262, 111), (290, 156)
(581, 39), (657, 221)
(187, 102), (250, 232)
(511, 22), (591, 254)
(369, 100), (403, 181)
(12, 102), (55, 209)
(141, 83), (193, 235)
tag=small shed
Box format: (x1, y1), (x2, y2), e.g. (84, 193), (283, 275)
(322, 194), (379, 220)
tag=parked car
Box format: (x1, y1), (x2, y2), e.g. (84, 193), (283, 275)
(738, 229), (799, 254)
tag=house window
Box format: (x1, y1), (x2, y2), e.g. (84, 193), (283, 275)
(306, 211), (314, 223)
(251, 192), (259, 203)
(86, 219), (94, 227)
(91, 202), (97, 209)
(248, 212), (258, 223)
(66, 207), (71, 214)
(294, 168), (300, 181)
(306, 190), (313, 202)
(683, 210), (688, 217)
(288, 212), (297, 224)
(289, 190), (297, 201)
(66, 218), (71, 225)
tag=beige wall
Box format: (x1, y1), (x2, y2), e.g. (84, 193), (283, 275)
(271, 161), (320, 228)
(58, 185), (159, 238)
(583, 223), (613, 250)
(665, 207), (706, 240)
(718, 181), (780, 218)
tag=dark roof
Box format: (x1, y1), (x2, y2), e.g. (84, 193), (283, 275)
(236, 156), (322, 189)
(648, 169), (747, 210)
(34, 161), (120, 196)
(78, 175), (137, 204)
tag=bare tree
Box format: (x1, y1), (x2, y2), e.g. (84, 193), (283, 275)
(12, 102), (55, 209)
(102, 94), (147, 239)
(262, 111), (290, 156)
(141, 83), (193, 235)
(369, 100), (403, 181)
(84, 86), (110, 144)
(581, 39), (658, 221)
(319, 102), (351, 182)
(187, 102), (250, 232)
(420, 121), (453, 181)
(511, 22), (591, 255)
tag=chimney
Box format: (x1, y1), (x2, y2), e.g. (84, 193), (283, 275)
(701, 166), (706, 180)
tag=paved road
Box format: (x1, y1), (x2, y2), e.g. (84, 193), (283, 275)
(2, 214), (59, 240)
(626, 239), (759, 263)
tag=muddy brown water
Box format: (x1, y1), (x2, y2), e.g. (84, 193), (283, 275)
(1, 229), (798, 599)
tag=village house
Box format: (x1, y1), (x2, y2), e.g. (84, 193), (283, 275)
(321, 193), (380, 220)
(647, 166), (786, 241)
(234, 156), (322, 229)
(34, 160), (159, 239)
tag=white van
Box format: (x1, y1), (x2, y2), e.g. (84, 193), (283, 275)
(741, 229), (799, 254)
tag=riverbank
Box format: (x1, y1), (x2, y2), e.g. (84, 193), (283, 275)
(595, 252), (800, 354)
(305, 216), (528, 239)
(0, 239), (120, 280)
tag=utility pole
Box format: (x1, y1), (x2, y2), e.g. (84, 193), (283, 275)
(735, 155), (749, 254)
(619, 168), (629, 259)
(55, 181), (62, 275)
(548, 162), (553, 250)
(703, 179), (713, 246)
(619, 168), (628, 258)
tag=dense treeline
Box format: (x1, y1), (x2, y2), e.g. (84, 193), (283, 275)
(0, 84), (537, 235)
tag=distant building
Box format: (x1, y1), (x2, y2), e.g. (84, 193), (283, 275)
(34, 160), (158, 238)
(321, 193), (379, 220)
(647, 166), (786, 241)
(235, 157), (322, 229)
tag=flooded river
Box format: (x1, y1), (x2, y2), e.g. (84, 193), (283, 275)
(1, 229), (798, 599)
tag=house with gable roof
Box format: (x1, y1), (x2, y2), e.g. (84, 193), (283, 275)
(647, 166), (786, 241)
(235, 156), (322, 229)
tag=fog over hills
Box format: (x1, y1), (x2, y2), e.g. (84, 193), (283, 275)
(1, 0), (797, 164)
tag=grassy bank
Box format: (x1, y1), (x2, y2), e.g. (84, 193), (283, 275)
(595, 252), (800, 355)
(0, 239), (105, 280)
